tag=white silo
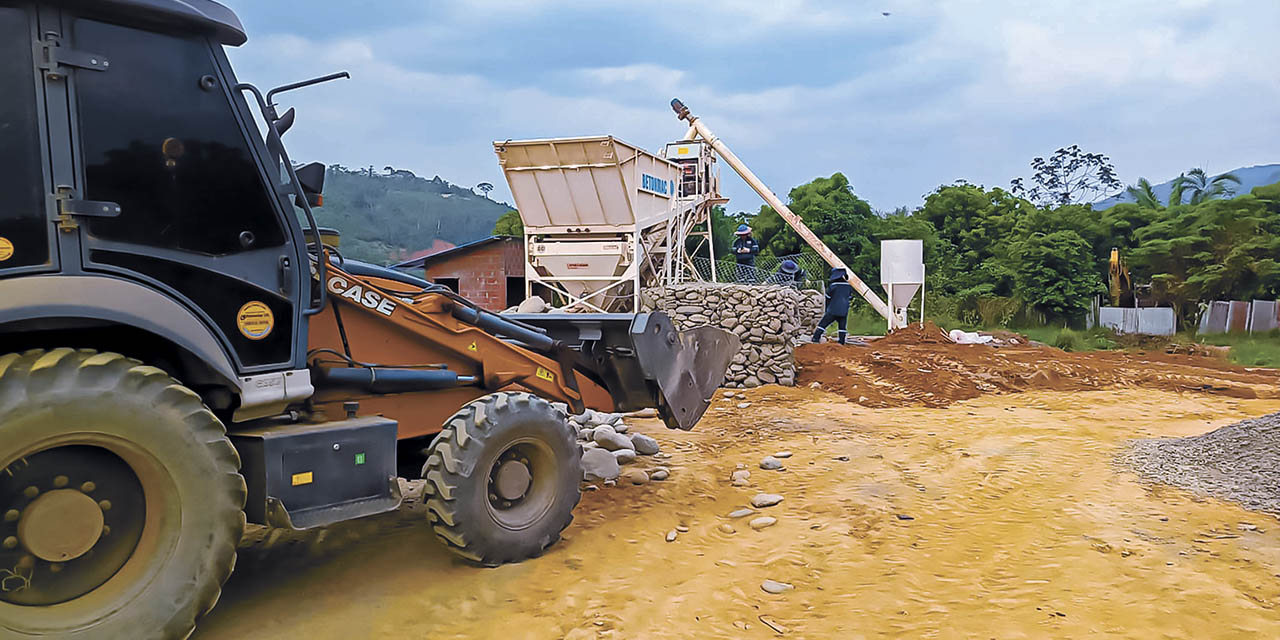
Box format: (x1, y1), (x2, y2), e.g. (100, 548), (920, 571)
(880, 239), (924, 331)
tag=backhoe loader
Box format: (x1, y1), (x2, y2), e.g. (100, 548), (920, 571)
(0, 1), (737, 638)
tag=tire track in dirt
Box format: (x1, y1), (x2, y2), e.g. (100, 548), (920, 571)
(197, 385), (1280, 639)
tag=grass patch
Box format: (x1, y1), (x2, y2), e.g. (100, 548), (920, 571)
(1196, 331), (1280, 368)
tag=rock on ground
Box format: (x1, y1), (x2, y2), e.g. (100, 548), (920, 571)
(631, 433), (660, 455)
(730, 470), (750, 482)
(621, 469), (650, 485)
(581, 448), (620, 481)
(728, 508), (756, 519)
(749, 516), (777, 530)
(1121, 411), (1280, 515)
(759, 456), (783, 470)
(751, 493), (784, 508)
(594, 429), (635, 452)
(612, 449), (637, 464)
(761, 580), (794, 594)
(650, 468), (669, 481)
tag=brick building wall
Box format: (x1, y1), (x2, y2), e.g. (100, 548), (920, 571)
(421, 237), (524, 311)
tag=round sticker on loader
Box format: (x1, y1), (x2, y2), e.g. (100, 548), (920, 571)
(0, 237), (13, 262)
(236, 301), (275, 340)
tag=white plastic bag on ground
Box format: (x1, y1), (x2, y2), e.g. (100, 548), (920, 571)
(949, 329), (993, 345)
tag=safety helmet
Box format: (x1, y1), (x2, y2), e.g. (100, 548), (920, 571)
(735, 224), (752, 235)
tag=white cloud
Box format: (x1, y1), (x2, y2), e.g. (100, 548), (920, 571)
(226, 0), (1280, 215)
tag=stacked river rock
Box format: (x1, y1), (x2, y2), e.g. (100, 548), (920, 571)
(641, 283), (823, 388)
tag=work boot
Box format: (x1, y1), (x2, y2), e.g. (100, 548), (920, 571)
(838, 331), (847, 345)
(811, 329), (823, 343)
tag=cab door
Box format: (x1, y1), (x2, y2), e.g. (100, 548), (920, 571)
(61, 13), (308, 373)
(0, 5), (57, 276)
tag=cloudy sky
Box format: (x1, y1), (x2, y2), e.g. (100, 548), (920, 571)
(221, 0), (1279, 213)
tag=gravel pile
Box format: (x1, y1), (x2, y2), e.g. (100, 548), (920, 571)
(641, 283), (823, 388)
(1121, 412), (1280, 515)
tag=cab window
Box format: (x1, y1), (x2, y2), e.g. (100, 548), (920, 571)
(74, 18), (284, 255)
(0, 7), (49, 269)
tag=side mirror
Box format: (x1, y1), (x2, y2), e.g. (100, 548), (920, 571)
(295, 161), (326, 207)
(272, 107), (296, 138)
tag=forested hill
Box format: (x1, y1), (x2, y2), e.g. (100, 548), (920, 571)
(311, 166), (513, 264)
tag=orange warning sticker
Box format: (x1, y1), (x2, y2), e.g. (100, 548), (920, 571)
(291, 471), (313, 486)
(536, 367), (555, 383)
(0, 237), (13, 262)
(236, 301), (275, 340)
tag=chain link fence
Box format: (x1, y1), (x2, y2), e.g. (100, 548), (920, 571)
(691, 253), (829, 290)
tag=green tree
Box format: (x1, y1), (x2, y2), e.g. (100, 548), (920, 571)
(1010, 145), (1123, 206)
(746, 173), (878, 276)
(1006, 206), (1105, 320)
(915, 183), (1032, 298)
(1128, 188), (1280, 322)
(493, 210), (523, 236)
(1125, 177), (1164, 210)
(1181, 168), (1242, 205)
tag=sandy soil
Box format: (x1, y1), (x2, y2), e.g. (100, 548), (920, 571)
(194, 378), (1280, 639)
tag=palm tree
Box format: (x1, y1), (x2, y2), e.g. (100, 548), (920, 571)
(1125, 178), (1163, 209)
(1181, 168), (1241, 205)
(1167, 174), (1187, 206)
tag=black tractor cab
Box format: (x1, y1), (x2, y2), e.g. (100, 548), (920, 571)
(1, 0), (341, 419)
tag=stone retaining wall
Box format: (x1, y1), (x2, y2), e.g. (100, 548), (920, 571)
(641, 283), (823, 388)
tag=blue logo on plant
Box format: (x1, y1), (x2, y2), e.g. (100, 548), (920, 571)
(641, 174), (669, 195)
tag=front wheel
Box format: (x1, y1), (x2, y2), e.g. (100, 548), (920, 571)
(422, 392), (581, 566)
(0, 349), (246, 640)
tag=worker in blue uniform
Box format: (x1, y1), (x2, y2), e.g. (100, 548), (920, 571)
(812, 267), (853, 344)
(732, 224), (760, 283)
(769, 259), (805, 288)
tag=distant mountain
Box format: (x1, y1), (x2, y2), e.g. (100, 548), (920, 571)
(1093, 163), (1280, 210)
(312, 166), (512, 264)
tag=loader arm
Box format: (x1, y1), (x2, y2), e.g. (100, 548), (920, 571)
(306, 263), (739, 437)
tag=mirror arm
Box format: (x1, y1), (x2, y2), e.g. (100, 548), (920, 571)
(266, 71), (350, 105)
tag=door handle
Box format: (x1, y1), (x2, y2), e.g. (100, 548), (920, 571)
(279, 256), (293, 295)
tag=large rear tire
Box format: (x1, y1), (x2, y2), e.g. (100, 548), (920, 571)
(422, 392), (581, 566)
(0, 349), (246, 640)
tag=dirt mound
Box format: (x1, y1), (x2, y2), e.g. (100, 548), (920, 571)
(873, 321), (953, 346)
(796, 339), (1280, 408)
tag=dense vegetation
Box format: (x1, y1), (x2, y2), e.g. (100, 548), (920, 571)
(312, 166), (514, 263)
(707, 155), (1280, 330)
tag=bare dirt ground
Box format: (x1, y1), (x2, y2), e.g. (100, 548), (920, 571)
(194, 345), (1280, 639)
(797, 324), (1278, 408)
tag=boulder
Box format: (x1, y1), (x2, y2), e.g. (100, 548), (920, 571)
(631, 433), (660, 455)
(516, 296), (548, 314)
(581, 448), (620, 481)
(594, 429), (634, 452)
